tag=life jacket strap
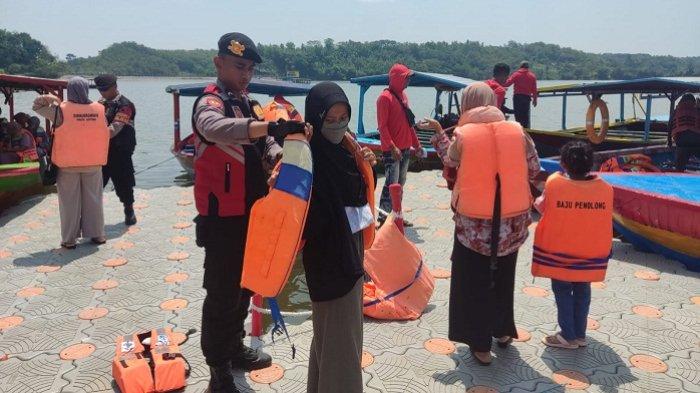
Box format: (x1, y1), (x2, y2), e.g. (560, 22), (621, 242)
(268, 297), (296, 359)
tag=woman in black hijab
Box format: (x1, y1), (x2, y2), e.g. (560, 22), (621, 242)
(303, 82), (376, 393)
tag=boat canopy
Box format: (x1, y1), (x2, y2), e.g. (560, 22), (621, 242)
(0, 74), (67, 119)
(165, 78), (313, 97)
(351, 71), (474, 91)
(536, 78), (700, 139)
(538, 78), (700, 97)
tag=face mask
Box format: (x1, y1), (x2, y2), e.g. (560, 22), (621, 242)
(321, 119), (349, 144)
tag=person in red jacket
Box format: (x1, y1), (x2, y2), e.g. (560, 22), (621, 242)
(484, 63), (514, 115)
(504, 61), (538, 128)
(376, 63), (423, 224)
(671, 93), (700, 171)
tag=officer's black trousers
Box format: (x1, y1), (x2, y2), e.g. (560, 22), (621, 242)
(513, 94), (532, 129)
(196, 215), (251, 367)
(102, 147), (135, 206)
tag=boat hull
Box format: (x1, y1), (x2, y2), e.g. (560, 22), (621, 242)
(603, 173), (699, 271)
(357, 130), (442, 171)
(527, 120), (668, 157)
(0, 162), (43, 208)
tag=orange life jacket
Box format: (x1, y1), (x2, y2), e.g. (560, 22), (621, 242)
(453, 120), (532, 218)
(241, 133), (375, 297)
(112, 328), (189, 393)
(363, 213), (434, 320)
(531, 173), (613, 282)
(342, 134), (376, 249)
(149, 328), (188, 392)
(262, 95), (303, 122)
(241, 133), (313, 297)
(113, 332), (154, 393)
(15, 129), (39, 162)
(671, 100), (699, 141)
(52, 102), (109, 168)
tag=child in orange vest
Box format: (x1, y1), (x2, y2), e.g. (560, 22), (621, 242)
(533, 141), (613, 349)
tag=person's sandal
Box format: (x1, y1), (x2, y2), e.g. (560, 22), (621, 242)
(542, 333), (579, 349)
(497, 336), (513, 348)
(575, 338), (588, 347)
(470, 349), (492, 366)
(61, 242), (77, 250)
(91, 237), (106, 245)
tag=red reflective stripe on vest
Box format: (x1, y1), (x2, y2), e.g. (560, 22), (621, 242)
(193, 84), (247, 217)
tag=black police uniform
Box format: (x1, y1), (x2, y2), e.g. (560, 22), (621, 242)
(193, 32), (295, 393)
(196, 91), (270, 367)
(102, 95), (137, 207)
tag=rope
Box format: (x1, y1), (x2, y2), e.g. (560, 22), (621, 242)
(108, 155), (178, 191)
(250, 303), (312, 317)
(134, 155), (177, 176)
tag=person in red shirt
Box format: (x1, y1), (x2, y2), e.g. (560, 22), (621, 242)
(484, 63), (514, 115)
(504, 61), (538, 128)
(376, 63), (423, 224)
(671, 93), (700, 171)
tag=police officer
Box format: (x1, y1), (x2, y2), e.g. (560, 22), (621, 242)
(193, 33), (310, 393)
(94, 74), (138, 225)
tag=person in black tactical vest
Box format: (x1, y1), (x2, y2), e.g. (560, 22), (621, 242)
(94, 74), (138, 225)
(192, 32), (311, 393)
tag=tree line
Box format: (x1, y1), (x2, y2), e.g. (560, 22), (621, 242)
(1, 29), (698, 80)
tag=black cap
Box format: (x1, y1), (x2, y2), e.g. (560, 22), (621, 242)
(217, 32), (262, 63)
(94, 74), (117, 91)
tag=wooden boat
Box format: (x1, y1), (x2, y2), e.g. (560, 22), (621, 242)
(0, 74), (66, 206)
(349, 72), (475, 170)
(539, 151), (699, 271)
(165, 79), (313, 175)
(531, 78), (700, 156)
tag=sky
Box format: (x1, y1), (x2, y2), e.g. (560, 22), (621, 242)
(1, 0), (698, 59)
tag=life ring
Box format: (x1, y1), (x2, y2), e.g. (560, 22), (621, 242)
(585, 99), (609, 144)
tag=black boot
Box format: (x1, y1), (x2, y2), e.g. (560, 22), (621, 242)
(230, 344), (272, 371)
(124, 205), (137, 226)
(207, 363), (240, 393)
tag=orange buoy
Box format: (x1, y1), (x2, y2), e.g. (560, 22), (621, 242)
(585, 99), (609, 144)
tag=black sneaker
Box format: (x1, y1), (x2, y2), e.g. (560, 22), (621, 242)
(207, 364), (240, 393)
(124, 205), (137, 226)
(230, 344), (272, 371)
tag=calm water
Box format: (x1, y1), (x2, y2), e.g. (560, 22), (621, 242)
(6, 76), (699, 188)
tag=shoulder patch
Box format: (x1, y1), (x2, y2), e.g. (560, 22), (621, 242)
(252, 104), (264, 119)
(114, 112), (131, 123)
(204, 96), (224, 109)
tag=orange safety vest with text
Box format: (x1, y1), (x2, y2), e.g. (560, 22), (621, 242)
(52, 102), (109, 167)
(531, 173), (613, 282)
(453, 120), (531, 218)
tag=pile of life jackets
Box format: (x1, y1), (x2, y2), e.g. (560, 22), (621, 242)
(599, 153), (660, 173)
(112, 328), (190, 393)
(363, 213), (435, 320)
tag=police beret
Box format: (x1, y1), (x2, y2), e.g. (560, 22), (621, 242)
(94, 74), (117, 91)
(217, 32), (262, 64)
